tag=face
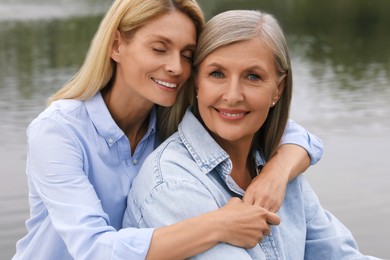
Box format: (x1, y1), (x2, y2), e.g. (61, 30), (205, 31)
(196, 38), (284, 147)
(111, 10), (197, 107)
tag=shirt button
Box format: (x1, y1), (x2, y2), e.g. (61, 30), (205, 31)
(108, 138), (114, 144)
(132, 159), (138, 165)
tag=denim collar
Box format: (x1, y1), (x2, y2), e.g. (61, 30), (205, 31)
(178, 108), (266, 175)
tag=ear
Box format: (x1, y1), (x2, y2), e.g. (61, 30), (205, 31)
(110, 30), (122, 62)
(272, 75), (286, 107)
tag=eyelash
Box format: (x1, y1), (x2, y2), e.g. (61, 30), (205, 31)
(247, 74), (260, 81)
(153, 48), (166, 53)
(181, 53), (193, 61)
(210, 70), (224, 78)
(153, 48), (192, 61)
(210, 71), (261, 81)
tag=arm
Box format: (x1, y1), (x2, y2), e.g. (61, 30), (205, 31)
(125, 172), (279, 260)
(243, 119), (323, 212)
(300, 178), (379, 259)
(147, 197), (269, 260)
(28, 119), (153, 259)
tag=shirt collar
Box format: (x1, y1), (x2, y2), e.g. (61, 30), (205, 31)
(254, 150), (266, 168)
(179, 108), (266, 174)
(85, 92), (157, 147)
(178, 108), (230, 173)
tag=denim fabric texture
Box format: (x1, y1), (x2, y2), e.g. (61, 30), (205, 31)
(124, 108), (376, 260)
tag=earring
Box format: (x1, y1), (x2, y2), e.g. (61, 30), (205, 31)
(272, 101), (276, 106)
(196, 95), (198, 99)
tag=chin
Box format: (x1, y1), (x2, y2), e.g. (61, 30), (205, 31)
(156, 99), (176, 108)
(215, 132), (242, 142)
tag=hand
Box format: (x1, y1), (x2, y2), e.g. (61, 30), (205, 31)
(243, 165), (289, 213)
(215, 197), (280, 248)
(243, 144), (311, 212)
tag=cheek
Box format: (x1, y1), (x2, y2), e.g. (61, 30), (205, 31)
(183, 62), (193, 78)
(250, 94), (272, 119)
(197, 82), (216, 105)
(196, 84), (215, 117)
(254, 88), (275, 107)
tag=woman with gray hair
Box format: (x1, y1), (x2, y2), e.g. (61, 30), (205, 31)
(124, 10), (378, 259)
(14, 0), (324, 257)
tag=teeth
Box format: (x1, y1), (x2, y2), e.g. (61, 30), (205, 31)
(153, 78), (177, 89)
(220, 111), (245, 117)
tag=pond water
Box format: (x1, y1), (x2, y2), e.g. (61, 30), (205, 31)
(1, 0), (389, 259)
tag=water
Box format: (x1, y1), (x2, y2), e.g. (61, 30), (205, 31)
(1, 0), (389, 259)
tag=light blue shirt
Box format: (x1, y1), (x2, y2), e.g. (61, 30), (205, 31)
(14, 92), (155, 259)
(124, 109), (376, 259)
(15, 92), (322, 260)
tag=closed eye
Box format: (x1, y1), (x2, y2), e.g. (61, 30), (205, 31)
(181, 49), (194, 61)
(153, 48), (167, 53)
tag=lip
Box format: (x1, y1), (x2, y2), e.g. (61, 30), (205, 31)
(215, 108), (249, 120)
(151, 77), (179, 90)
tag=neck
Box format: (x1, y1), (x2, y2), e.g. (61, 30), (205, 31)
(219, 139), (253, 190)
(102, 87), (153, 154)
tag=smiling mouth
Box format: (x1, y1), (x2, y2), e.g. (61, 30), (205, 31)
(216, 108), (248, 119)
(152, 78), (178, 89)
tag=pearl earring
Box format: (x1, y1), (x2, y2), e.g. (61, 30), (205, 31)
(272, 101), (276, 106)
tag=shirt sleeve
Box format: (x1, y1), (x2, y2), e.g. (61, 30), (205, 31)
(27, 118), (154, 259)
(281, 119), (324, 165)
(127, 179), (254, 259)
(300, 178), (379, 260)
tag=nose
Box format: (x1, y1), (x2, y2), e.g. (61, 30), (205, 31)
(223, 78), (244, 104)
(165, 53), (184, 76)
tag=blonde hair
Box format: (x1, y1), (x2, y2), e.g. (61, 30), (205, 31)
(193, 10), (292, 161)
(49, 0), (204, 140)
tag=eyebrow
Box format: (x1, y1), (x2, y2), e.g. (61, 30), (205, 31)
(206, 62), (267, 73)
(245, 65), (268, 73)
(150, 34), (196, 50)
(206, 62), (222, 67)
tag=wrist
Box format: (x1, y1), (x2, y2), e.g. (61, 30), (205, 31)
(262, 155), (290, 182)
(207, 209), (227, 243)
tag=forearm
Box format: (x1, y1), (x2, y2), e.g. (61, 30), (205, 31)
(268, 143), (311, 182)
(281, 119), (324, 165)
(146, 210), (220, 260)
(145, 197), (278, 259)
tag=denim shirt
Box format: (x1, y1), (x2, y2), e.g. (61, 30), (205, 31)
(124, 109), (377, 259)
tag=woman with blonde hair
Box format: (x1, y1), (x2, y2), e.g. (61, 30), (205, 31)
(125, 9), (376, 259)
(14, 1), (322, 259)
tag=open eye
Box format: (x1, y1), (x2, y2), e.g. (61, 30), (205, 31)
(210, 70), (224, 78)
(247, 73), (260, 81)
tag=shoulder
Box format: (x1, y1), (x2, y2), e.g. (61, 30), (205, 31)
(130, 133), (204, 202)
(137, 133), (200, 184)
(29, 99), (84, 129)
(27, 99), (88, 147)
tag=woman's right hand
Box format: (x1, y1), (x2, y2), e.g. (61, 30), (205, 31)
(213, 197), (280, 248)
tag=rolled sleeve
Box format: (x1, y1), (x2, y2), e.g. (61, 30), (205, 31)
(281, 119), (324, 165)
